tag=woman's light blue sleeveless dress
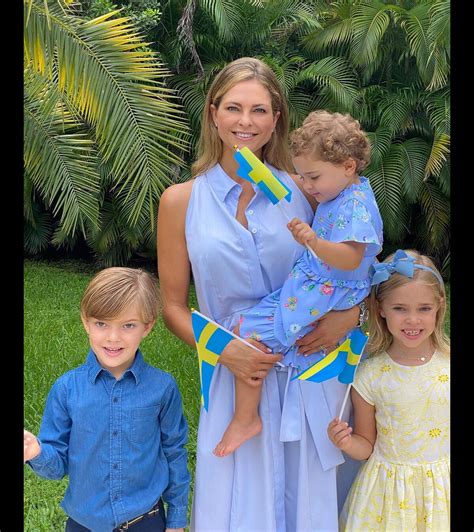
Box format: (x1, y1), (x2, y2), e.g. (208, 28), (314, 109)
(186, 163), (356, 531)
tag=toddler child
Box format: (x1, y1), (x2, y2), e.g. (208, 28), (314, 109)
(214, 110), (383, 457)
(328, 250), (450, 530)
(24, 267), (190, 532)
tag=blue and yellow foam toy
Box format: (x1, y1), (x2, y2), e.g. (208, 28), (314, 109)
(234, 146), (292, 204)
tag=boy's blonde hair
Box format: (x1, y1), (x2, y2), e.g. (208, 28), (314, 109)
(80, 267), (160, 323)
(367, 250), (450, 356)
(289, 110), (371, 174)
(192, 57), (292, 177)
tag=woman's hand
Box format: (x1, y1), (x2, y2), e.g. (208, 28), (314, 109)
(295, 306), (359, 355)
(219, 339), (282, 387)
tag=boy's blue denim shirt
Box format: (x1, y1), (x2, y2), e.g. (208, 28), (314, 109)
(27, 349), (190, 530)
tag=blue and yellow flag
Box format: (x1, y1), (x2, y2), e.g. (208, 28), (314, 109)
(191, 310), (234, 411)
(234, 146), (292, 204)
(294, 327), (368, 384)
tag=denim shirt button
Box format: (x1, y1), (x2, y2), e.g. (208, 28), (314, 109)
(113, 463), (118, 469)
(113, 397), (119, 403)
(113, 430), (118, 436)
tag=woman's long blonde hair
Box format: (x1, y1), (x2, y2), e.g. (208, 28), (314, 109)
(192, 57), (292, 177)
(367, 250), (450, 356)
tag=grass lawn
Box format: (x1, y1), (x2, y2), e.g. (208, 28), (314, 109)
(24, 259), (450, 529)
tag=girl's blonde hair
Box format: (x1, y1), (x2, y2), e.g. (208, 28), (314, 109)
(192, 57), (292, 177)
(80, 267), (160, 324)
(367, 250), (450, 356)
(289, 110), (371, 174)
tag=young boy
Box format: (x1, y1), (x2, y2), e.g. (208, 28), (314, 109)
(24, 267), (190, 531)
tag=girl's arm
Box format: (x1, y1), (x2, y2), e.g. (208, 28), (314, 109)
(157, 184), (282, 386)
(287, 218), (365, 270)
(327, 388), (376, 460)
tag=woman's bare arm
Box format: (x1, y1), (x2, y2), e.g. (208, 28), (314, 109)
(157, 181), (196, 346)
(157, 181), (282, 385)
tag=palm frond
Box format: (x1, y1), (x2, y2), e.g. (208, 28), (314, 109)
(378, 87), (417, 136)
(424, 88), (450, 134)
(365, 126), (392, 167)
(426, 0), (450, 91)
(25, 1), (190, 231)
(296, 56), (358, 112)
(24, 174), (54, 254)
(199, 0), (245, 43)
(350, 1), (392, 68)
(365, 143), (406, 242)
(425, 133), (450, 180)
(24, 76), (101, 237)
(398, 138), (430, 202)
(418, 180), (450, 248)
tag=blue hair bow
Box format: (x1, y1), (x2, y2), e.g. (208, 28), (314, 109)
(371, 249), (443, 286)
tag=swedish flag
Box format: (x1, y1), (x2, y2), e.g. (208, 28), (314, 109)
(234, 146), (292, 204)
(294, 327), (368, 384)
(191, 310), (234, 411)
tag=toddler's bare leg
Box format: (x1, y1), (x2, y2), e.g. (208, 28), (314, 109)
(213, 377), (263, 457)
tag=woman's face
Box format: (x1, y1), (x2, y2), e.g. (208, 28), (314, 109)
(211, 79), (280, 162)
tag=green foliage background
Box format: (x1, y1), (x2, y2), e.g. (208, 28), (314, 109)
(25, 0), (450, 274)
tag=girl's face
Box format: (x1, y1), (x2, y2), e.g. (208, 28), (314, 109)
(292, 155), (357, 203)
(378, 281), (442, 356)
(81, 302), (154, 379)
(210, 79), (280, 163)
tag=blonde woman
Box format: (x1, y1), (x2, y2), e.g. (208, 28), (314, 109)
(158, 57), (365, 531)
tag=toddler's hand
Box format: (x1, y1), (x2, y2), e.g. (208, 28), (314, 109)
(287, 218), (317, 246)
(24, 429), (41, 462)
(327, 417), (353, 452)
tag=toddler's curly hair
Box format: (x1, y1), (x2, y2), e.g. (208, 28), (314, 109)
(289, 110), (371, 174)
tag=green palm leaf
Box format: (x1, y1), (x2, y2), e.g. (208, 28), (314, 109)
(365, 126), (392, 167)
(398, 138), (430, 202)
(418, 180), (449, 248)
(365, 143), (406, 242)
(200, 0), (245, 43)
(25, 1), (190, 231)
(24, 80), (101, 237)
(425, 88), (450, 135)
(296, 56), (358, 112)
(425, 133), (450, 180)
(351, 1), (392, 68)
(378, 88), (418, 136)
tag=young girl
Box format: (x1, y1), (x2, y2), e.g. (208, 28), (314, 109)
(328, 249), (450, 531)
(214, 110), (383, 457)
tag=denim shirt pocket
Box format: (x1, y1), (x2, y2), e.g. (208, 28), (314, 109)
(131, 405), (160, 443)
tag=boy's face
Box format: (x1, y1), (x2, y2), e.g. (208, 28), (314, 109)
(81, 303), (154, 379)
(292, 154), (357, 203)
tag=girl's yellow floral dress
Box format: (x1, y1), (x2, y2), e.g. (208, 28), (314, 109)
(340, 351), (450, 531)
